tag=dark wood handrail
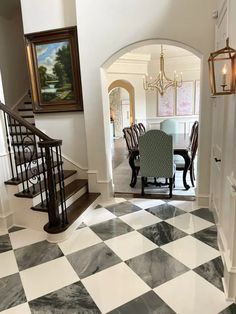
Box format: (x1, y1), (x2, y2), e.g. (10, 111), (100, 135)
(0, 102), (51, 141)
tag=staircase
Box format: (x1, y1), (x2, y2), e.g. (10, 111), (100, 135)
(1, 97), (100, 240)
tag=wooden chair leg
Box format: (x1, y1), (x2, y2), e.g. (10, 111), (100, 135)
(189, 165), (195, 187)
(169, 177), (173, 198)
(141, 177), (145, 196)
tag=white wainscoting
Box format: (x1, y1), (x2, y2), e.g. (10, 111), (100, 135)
(136, 116), (198, 135)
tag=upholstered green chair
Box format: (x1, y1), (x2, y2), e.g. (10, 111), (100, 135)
(160, 118), (178, 134)
(139, 130), (175, 197)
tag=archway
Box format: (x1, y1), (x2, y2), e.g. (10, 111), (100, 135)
(108, 80), (135, 126)
(101, 38), (203, 198)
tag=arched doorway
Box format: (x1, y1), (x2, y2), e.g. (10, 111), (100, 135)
(108, 80), (135, 126)
(102, 39), (202, 197)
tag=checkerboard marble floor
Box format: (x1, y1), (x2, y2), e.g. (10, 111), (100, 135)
(0, 198), (235, 314)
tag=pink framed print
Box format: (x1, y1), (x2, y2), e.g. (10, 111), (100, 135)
(195, 80), (200, 115)
(158, 87), (175, 116)
(176, 81), (194, 116)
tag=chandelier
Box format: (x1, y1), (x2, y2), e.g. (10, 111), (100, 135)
(143, 45), (183, 96)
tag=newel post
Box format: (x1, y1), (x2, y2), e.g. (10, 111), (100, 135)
(38, 139), (62, 230)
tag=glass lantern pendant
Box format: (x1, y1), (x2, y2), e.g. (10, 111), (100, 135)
(208, 38), (236, 95)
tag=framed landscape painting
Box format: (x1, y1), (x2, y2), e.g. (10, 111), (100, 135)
(25, 27), (83, 113)
(176, 81), (194, 116)
(158, 87), (175, 116)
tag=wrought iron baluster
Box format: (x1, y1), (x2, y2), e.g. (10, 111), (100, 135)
(7, 116), (19, 181)
(55, 146), (65, 226)
(33, 135), (44, 206)
(19, 124), (30, 193)
(13, 118), (26, 191)
(3, 113), (14, 179)
(40, 143), (49, 209)
(59, 145), (68, 224)
(50, 147), (58, 207)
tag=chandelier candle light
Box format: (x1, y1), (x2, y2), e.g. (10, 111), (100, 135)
(143, 45), (183, 96)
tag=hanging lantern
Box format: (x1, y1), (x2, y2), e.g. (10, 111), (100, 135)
(208, 38), (236, 95)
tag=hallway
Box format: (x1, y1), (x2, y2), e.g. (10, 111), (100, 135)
(0, 199), (234, 313)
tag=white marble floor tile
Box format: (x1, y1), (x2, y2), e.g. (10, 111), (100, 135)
(20, 256), (79, 301)
(154, 271), (232, 314)
(0, 251), (18, 279)
(105, 231), (157, 261)
(82, 207), (116, 226)
(58, 227), (102, 255)
(9, 229), (47, 250)
(129, 198), (165, 210)
(166, 213), (214, 234)
(82, 262), (150, 313)
(119, 210), (162, 230)
(0, 303), (31, 314)
(168, 200), (199, 212)
(98, 198), (127, 208)
(161, 236), (220, 269)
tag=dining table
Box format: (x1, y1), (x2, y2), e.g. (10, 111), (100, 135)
(128, 133), (191, 190)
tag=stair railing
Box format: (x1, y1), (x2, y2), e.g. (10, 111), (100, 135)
(0, 102), (68, 233)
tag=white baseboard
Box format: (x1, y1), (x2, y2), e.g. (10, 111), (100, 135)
(196, 194), (209, 207)
(0, 212), (13, 229)
(12, 91), (28, 111)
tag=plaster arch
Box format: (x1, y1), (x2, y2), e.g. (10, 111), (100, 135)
(102, 38), (203, 196)
(108, 80), (135, 125)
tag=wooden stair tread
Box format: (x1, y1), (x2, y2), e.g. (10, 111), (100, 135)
(5, 161), (60, 185)
(18, 108), (33, 112)
(44, 192), (101, 234)
(24, 101), (32, 104)
(20, 115), (34, 119)
(31, 179), (88, 212)
(8, 122), (35, 127)
(14, 170), (77, 198)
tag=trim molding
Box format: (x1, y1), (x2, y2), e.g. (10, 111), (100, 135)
(196, 194), (209, 207)
(61, 151), (88, 171)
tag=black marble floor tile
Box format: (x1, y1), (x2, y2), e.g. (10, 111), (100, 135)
(0, 273), (27, 311)
(0, 234), (12, 253)
(219, 304), (236, 314)
(67, 242), (121, 279)
(105, 201), (142, 217)
(191, 207), (215, 223)
(138, 221), (187, 246)
(29, 281), (101, 314)
(194, 256), (224, 291)
(8, 226), (25, 233)
(95, 204), (102, 209)
(108, 290), (175, 314)
(14, 240), (63, 271)
(90, 218), (133, 241)
(145, 203), (186, 220)
(192, 225), (218, 250)
(126, 248), (189, 288)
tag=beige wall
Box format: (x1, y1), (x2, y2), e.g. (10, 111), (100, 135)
(20, 0), (88, 174)
(0, 8), (29, 107)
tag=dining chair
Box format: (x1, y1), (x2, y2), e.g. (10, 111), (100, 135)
(139, 130), (175, 197)
(175, 122), (199, 187)
(123, 127), (136, 155)
(160, 118), (178, 134)
(138, 123), (146, 135)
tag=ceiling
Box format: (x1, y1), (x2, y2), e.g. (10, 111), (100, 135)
(0, 0), (20, 19)
(120, 44), (199, 61)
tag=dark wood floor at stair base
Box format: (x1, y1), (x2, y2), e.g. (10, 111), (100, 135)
(114, 192), (196, 201)
(31, 179), (88, 212)
(15, 170), (77, 198)
(44, 192), (100, 234)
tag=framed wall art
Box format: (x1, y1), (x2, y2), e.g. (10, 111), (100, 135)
(25, 27), (83, 113)
(158, 87), (175, 116)
(176, 81), (194, 116)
